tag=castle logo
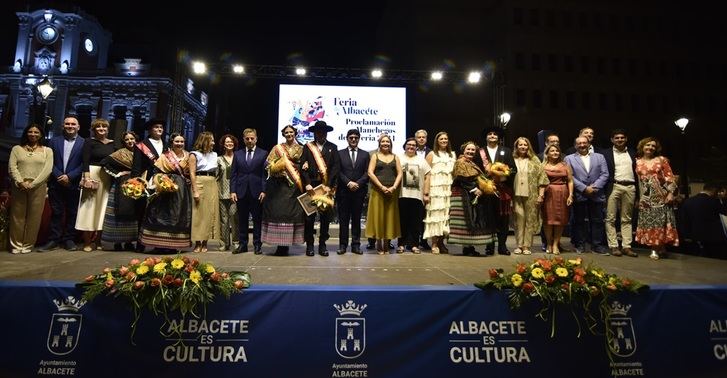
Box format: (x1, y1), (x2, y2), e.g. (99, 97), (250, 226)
(47, 296), (86, 355)
(334, 300), (367, 359)
(607, 301), (637, 358)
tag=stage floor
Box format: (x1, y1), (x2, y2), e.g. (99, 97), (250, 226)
(1, 236), (725, 286)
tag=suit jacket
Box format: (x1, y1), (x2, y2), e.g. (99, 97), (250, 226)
(131, 138), (167, 180)
(474, 145), (517, 187)
(230, 147), (268, 198)
(300, 141), (340, 189)
(337, 147), (370, 193)
(49, 135), (85, 188)
(678, 193), (727, 243)
(564, 152), (610, 202)
(602, 146), (638, 195)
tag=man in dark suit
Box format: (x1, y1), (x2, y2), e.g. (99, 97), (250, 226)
(602, 129), (638, 257)
(300, 121), (341, 256)
(231, 128), (267, 254)
(130, 119), (167, 253)
(336, 129), (370, 255)
(564, 136), (610, 254)
(38, 116), (85, 251)
(473, 126), (515, 255)
(679, 182), (727, 259)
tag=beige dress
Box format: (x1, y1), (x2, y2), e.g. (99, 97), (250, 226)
(8, 145), (53, 253)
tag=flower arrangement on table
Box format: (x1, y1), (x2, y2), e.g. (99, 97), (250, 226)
(121, 177), (148, 200)
(475, 256), (647, 358)
(79, 255), (251, 343)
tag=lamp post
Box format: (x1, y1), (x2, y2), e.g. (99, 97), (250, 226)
(499, 112), (511, 145)
(674, 117), (689, 196)
(33, 77), (55, 134)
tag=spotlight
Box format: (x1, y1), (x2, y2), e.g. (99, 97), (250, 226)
(192, 61), (207, 75)
(674, 117), (689, 133)
(232, 65), (245, 74)
(295, 67), (307, 76)
(430, 71), (443, 81)
(371, 69), (383, 79)
(467, 71), (481, 84)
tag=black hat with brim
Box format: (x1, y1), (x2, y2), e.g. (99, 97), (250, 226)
(482, 125), (504, 139)
(144, 119), (166, 130)
(308, 120), (334, 132)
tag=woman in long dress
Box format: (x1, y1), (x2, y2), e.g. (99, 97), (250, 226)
(76, 119), (114, 252)
(448, 141), (495, 256)
(397, 137), (431, 254)
(101, 131), (142, 250)
(139, 133), (193, 250)
(365, 134), (402, 254)
(261, 125), (306, 255)
(541, 144), (573, 255)
(511, 137), (549, 255)
(634, 137), (679, 260)
(216, 134), (239, 251)
(190, 131), (219, 253)
(423, 131), (456, 254)
(7, 124), (52, 254)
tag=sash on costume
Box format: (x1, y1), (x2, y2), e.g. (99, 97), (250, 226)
(306, 142), (329, 185)
(163, 150), (186, 176)
(274, 144), (304, 193)
(136, 141), (157, 163)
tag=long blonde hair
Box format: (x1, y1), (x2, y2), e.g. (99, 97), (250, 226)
(513, 137), (536, 159)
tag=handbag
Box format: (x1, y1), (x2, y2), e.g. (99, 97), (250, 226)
(80, 177), (100, 190)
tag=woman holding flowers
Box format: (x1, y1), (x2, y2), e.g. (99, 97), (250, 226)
(511, 137), (549, 255)
(216, 134), (239, 251)
(542, 144), (573, 255)
(76, 118), (115, 252)
(423, 131), (456, 254)
(261, 125), (306, 255)
(365, 134), (402, 254)
(634, 137), (679, 260)
(101, 131), (142, 250)
(7, 124), (52, 254)
(139, 133), (193, 251)
(448, 141), (496, 256)
(190, 132), (219, 253)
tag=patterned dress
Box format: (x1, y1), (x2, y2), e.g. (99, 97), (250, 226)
(635, 156), (679, 247)
(448, 157), (496, 246)
(261, 143), (306, 245)
(423, 151), (456, 238)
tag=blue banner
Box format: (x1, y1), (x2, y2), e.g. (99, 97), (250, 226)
(1, 281), (726, 377)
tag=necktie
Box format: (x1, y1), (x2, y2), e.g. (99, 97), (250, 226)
(350, 149), (356, 168)
(246, 149), (252, 162)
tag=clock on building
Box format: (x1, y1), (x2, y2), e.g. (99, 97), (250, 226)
(36, 25), (58, 44)
(84, 37), (95, 54)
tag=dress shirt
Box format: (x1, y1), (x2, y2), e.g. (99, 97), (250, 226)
(62, 136), (77, 171)
(579, 152), (591, 173)
(612, 147), (635, 182)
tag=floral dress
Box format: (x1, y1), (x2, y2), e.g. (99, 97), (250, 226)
(635, 156), (679, 247)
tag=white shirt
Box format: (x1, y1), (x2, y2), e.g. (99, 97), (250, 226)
(579, 152), (591, 173)
(486, 146), (498, 162)
(192, 151), (218, 172)
(612, 147), (635, 182)
(149, 138), (164, 157)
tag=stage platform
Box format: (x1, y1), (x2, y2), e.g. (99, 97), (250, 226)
(1, 236), (726, 286)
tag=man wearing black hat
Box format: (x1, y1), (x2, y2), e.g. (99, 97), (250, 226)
(130, 119), (167, 252)
(336, 129), (370, 255)
(473, 125), (516, 255)
(300, 121), (341, 256)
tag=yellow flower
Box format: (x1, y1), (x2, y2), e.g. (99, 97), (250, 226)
(555, 267), (568, 277)
(567, 258), (581, 266)
(106, 272), (113, 281)
(205, 265), (215, 274)
(190, 270), (202, 284)
(153, 262), (167, 274)
(136, 265), (149, 275)
(531, 267), (544, 279)
(511, 274), (523, 287)
(608, 276), (617, 285)
(171, 259), (185, 269)
(591, 270), (603, 278)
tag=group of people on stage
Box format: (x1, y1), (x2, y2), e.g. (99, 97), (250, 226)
(7, 118), (725, 259)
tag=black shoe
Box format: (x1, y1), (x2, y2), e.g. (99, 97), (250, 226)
(337, 246), (347, 255)
(306, 244), (315, 256)
(498, 249), (511, 256)
(135, 243), (145, 253)
(37, 241), (58, 252)
(366, 243), (376, 250)
(485, 243), (495, 256)
(123, 242), (135, 251)
(63, 240), (78, 251)
(319, 243), (329, 256)
(113, 243), (123, 251)
(351, 246), (362, 255)
(420, 241), (431, 250)
(274, 246), (289, 256)
(233, 245), (248, 254)
(593, 247), (610, 256)
(254, 244), (262, 254)
(388, 242), (395, 250)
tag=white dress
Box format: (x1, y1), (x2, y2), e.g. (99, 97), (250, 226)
(423, 151), (456, 238)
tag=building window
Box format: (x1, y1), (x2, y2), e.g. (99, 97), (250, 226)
(580, 56), (590, 74)
(529, 9), (540, 26)
(547, 54), (558, 72)
(516, 89), (526, 107)
(613, 93), (623, 111)
(599, 93), (609, 111)
(612, 58), (621, 75)
(533, 90), (542, 108)
(564, 55), (574, 72)
(566, 91), (575, 109)
(582, 92), (591, 110)
(515, 52), (525, 70)
(531, 54), (541, 71)
(549, 90), (559, 109)
(513, 7), (523, 25)
(631, 94), (640, 112)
